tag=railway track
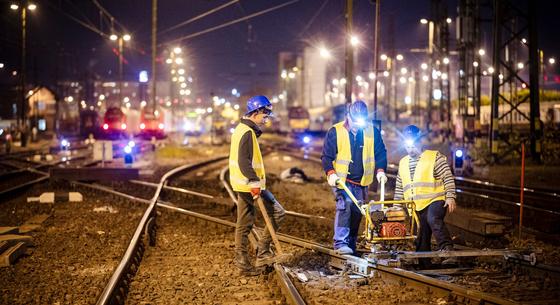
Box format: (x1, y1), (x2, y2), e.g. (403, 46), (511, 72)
(86, 152), (560, 304)
(87, 156), (304, 305)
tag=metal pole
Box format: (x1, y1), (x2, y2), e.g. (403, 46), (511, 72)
(528, 0), (541, 162)
(344, 0), (353, 105)
(151, 0), (158, 110)
(118, 37), (123, 103)
(20, 7), (27, 130)
(489, 0), (501, 160)
(519, 142), (525, 239)
(427, 21), (434, 131)
(372, 0), (381, 119)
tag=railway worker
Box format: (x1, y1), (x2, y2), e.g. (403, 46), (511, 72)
(394, 125), (457, 265)
(229, 95), (286, 276)
(321, 100), (388, 255)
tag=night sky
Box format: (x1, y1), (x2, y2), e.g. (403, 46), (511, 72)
(0, 0), (558, 99)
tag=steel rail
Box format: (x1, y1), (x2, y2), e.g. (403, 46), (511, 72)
(79, 163), (551, 305)
(456, 189), (560, 216)
(95, 155), (227, 305)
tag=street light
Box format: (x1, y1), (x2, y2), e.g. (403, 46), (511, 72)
(11, 2), (37, 133)
(478, 49), (486, 56)
(396, 54), (404, 61)
(420, 18), (428, 24)
(350, 35), (360, 47)
(549, 58), (556, 65)
(319, 46), (331, 59)
(110, 33), (131, 101)
(380, 54), (388, 61)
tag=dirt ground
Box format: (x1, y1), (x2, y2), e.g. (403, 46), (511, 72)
(0, 184), (145, 305)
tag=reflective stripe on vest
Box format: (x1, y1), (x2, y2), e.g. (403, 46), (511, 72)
(229, 122), (266, 192)
(398, 150), (445, 211)
(332, 122), (375, 187)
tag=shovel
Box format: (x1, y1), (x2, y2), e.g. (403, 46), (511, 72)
(255, 197), (292, 266)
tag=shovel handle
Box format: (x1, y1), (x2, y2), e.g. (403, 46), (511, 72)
(380, 179), (385, 202)
(256, 197), (284, 255)
(337, 181), (367, 216)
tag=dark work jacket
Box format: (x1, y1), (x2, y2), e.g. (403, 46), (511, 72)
(321, 121), (387, 183)
(237, 118), (263, 183)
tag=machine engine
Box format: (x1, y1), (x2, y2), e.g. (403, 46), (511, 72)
(370, 206), (409, 238)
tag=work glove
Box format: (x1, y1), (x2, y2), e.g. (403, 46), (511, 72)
(376, 171), (388, 185)
(444, 198), (456, 213)
(327, 173), (340, 187)
(248, 181), (261, 199)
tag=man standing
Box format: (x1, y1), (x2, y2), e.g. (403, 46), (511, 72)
(229, 95), (286, 275)
(394, 125), (457, 265)
(321, 100), (387, 255)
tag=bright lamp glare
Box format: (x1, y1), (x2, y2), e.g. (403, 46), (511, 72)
(303, 136), (311, 144)
(128, 141), (135, 148)
(61, 139), (69, 147)
(405, 139), (414, 146)
(356, 118), (366, 126)
(124, 145), (132, 154)
(455, 149), (464, 158)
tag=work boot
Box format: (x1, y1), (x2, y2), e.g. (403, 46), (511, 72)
(335, 245), (353, 255)
(440, 245), (459, 265)
(234, 254), (261, 276)
(255, 245), (276, 267)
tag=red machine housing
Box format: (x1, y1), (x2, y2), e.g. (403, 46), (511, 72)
(379, 222), (407, 238)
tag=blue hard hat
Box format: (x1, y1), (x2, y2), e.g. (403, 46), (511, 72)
(347, 100), (368, 119)
(347, 100), (368, 126)
(245, 95), (272, 115)
(403, 125), (422, 143)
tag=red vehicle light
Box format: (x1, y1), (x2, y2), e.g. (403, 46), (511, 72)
(121, 123), (127, 130)
(140, 123), (146, 130)
(103, 123), (109, 130)
(158, 123), (164, 130)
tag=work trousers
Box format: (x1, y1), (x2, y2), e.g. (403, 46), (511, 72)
(332, 183), (369, 253)
(235, 190), (285, 257)
(415, 200), (453, 252)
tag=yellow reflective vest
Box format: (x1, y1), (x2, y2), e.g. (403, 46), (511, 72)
(398, 150), (445, 211)
(332, 122), (375, 188)
(229, 122), (266, 192)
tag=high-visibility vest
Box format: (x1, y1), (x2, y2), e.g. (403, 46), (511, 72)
(398, 150), (445, 211)
(229, 122), (266, 192)
(332, 122), (375, 187)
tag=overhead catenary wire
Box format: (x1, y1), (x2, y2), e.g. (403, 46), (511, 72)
(161, 0), (300, 46)
(91, 0), (130, 34)
(159, 0), (240, 35)
(45, 1), (110, 38)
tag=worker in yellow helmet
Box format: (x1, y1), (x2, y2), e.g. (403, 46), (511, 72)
(229, 95), (286, 276)
(394, 125), (457, 266)
(321, 100), (388, 255)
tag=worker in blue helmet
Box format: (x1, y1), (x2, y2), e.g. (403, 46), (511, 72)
(229, 95), (285, 275)
(394, 125), (457, 266)
(321, 100), (387, 255)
